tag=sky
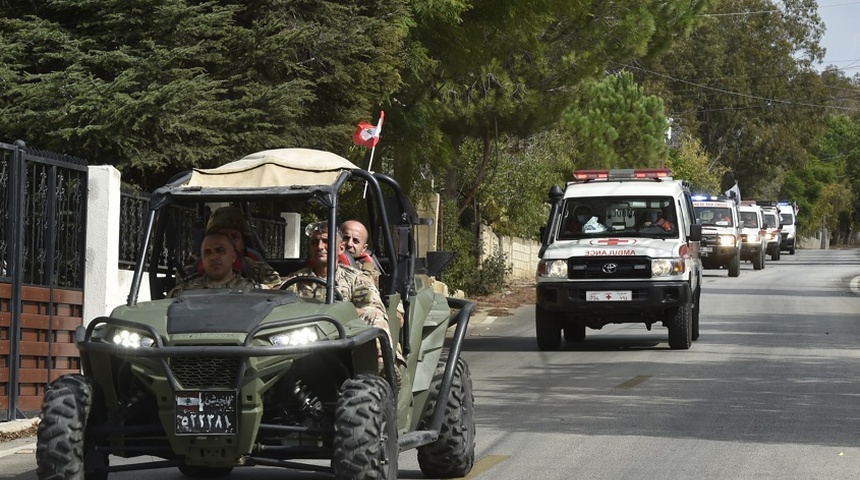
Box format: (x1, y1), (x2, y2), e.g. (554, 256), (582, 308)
(816, 1), (860, 73)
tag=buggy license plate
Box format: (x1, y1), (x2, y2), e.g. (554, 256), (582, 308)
(175, 391), (237, 435)
(700, 246), (713, 253)
(586, 291), (631, 302)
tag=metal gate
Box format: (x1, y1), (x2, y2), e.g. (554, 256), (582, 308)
(0, 140), (88, 421)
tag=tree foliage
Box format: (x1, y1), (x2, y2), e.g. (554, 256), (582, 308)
(558, 72), (668, 169)
(667, 133), (727, 194)
(635, 0), (831, 198)
(0, 0), (410, 188)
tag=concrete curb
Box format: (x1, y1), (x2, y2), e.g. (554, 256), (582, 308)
(0, 418), (39, 442)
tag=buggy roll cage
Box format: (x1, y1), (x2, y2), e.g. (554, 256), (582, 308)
(126, 167), (419, 307)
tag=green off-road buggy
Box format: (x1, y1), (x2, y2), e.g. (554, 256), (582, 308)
(36, 149), (475, 479)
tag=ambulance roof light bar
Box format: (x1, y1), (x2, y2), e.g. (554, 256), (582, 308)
(573, 168), (672, 181)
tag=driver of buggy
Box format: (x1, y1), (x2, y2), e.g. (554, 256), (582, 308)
(279, 222), (397, 377)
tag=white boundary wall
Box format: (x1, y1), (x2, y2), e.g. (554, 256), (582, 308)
(84, 165), (150, 324)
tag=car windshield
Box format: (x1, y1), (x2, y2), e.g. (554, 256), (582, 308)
(780, 213), (794, 225)
(557, 196), (678, 239)
(763, 213), (777, 229)
(694, 206), (733, 227)
(740, 211), (758, 228)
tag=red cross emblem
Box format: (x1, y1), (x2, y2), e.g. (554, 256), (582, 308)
(590, 238), (637, 246)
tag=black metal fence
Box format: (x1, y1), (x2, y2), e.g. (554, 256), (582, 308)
(1, 140), (88, 420)
(118, 193), (289, 269)
(0, 141), (88, 288)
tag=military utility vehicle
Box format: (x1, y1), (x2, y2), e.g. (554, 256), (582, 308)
(36, 149), (475, 479)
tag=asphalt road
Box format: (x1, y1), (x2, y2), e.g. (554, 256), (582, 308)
(3, 248), (860, 479)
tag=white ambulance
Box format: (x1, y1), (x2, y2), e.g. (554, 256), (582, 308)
(692, 195), (742, 277)
(536, 169), (702, 350)
(777, 201), (798, 255)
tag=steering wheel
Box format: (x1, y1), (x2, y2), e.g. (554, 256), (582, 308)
(279, 276), (343, 301)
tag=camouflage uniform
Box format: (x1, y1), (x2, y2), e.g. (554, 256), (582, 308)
(282, 265), (390, 337)
(169, 272), (257, 297)
(181, 253), (281, 289)
(245, 256), (281, 288)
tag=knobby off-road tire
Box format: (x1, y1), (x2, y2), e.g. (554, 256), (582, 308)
(728, 251), (741, 277)
(332, 375), (398, 480)
(535, 305), (562, 351)
(667, 303), (692, 350)
(771, 246), (781, 261)
(417, 354), (476, 478)
(36, 374), (107, 480)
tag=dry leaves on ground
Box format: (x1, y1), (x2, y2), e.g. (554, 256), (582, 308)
(471, 284), (535, 317)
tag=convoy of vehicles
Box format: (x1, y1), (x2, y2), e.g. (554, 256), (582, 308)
(36, 149), (476, 480)
(535, 169), (703, 351)
(692, 195), (742, 277)
(738, 203), (767, 270)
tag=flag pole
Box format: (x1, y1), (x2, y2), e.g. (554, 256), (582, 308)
(363, 144), (376, 198)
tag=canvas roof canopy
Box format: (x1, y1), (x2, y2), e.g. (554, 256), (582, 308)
(184, 148), (359, 189)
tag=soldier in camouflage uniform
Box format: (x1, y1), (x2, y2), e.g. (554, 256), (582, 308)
(281, 222), (398, 380)
(170, 233), (257, 297)
(281, 223), (390, 339)
(340, 219), (382, 280)
(183, 206), (281, 288)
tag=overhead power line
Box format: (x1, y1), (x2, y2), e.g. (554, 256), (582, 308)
(625, 64), (858, 112)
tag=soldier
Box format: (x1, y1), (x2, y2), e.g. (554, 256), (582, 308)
(340, 219), (382, 278)
(170, 233), (257, 297)
(185, 206), (282, 288)
(281, 222), (398, 378)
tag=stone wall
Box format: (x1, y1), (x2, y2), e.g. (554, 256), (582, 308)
(478, 224), (540, 284)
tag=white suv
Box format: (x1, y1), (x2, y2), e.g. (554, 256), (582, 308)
(777, 202), (797, 255)
(536, 169), (703, 350)
(738, 203), (767, 270)
(693, 195), (742, 277)
(760, 205), (782, 261)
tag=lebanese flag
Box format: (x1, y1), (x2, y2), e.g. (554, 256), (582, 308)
(352, 111), (384, 148)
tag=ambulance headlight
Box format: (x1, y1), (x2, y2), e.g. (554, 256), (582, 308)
(651, 259), (685, 277)
(537, 259), (568, 278)
(717, 235), (735, 246)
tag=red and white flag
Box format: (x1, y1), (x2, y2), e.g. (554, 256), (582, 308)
(352, 111), (384, 148)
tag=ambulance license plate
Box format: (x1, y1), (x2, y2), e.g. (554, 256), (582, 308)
(586, 291), (631, 302)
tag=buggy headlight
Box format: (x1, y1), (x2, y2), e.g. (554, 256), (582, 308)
(717, 235), (735, 246)
(112, 329), (155, 348)
(537, 259), (568, 278)
(651, 259), (685, 277)
(269, 326), (321, 346)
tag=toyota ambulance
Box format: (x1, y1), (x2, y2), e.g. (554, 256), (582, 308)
(536, 169), (702, 351)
